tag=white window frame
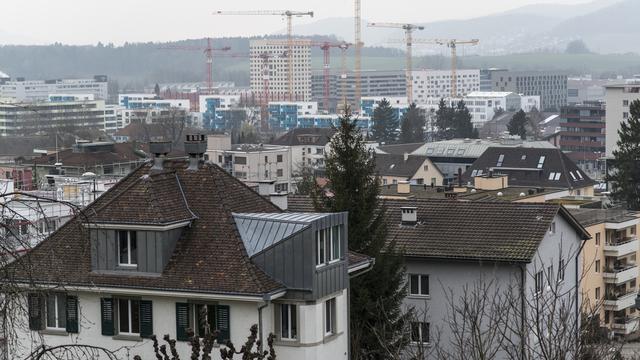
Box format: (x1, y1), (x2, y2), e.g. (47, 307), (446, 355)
(316, 229), (327, 267)
(118, 231), (137, 267)
(324, 298), (336, 336)
(558, 259), (565, 283)
(279, 304), (297, 341)
(534, 271), (544, 295)
(409, 274), (429, 297)
(411, 321), (430, 344)
(46, 293), (66, 330)
(329, 226), (343, 263)
(117, 299), (140, 336)
(549, 222), (556, 234)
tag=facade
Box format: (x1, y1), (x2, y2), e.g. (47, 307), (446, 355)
(0, 164), (33, 190)
(6, 141), (369, 359)
(199, 95), (243, 130)
(360, 96), (408, 119)
(207, 144), (293, 193)
(375, 154), (444, 186)
(489, 70), (568, 111)
(0, 100), (108, 137)
(0, 75), (108, 102)
(412, 69), (480, 103)
(268, 102), (318, 130)
(270, 128), (335, 176)
(568, 77), (608, 104)
(605, 82), (640, 157)
(250, 39), (312, 102)
(571, 209), (640, 336)
(296, 114), (373, 132)
(118, 94), (190, 111)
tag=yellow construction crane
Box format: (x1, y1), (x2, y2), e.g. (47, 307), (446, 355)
(368, 22), (425, 104)
(213, 10), (314, 101)
(410, 38), (479, 98)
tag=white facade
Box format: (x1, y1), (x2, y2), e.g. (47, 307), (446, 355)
(12, 289), (349, 360)
(521, 95), (541, 112)
(412, 69), (480, 103)
(250, 40), (312, 102)
(605, 83), (640, 157)
(199, 95), (241, 113)
(0, 76), (108, 102)
(119, 94), (190, 111)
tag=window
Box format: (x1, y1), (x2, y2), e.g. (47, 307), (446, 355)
(316, 229), (327, 266)
(175, 303), (229, 342)
(547, 265), (554, 285)
(325, 298), (336, 335)
(234, 156), (246, 165)
(330, 225), (343, 262)
(192, 304), (217, 337)
(595, 260), (600, 273)
(277, 155), (283, 163)
(535, 271), (543, 294)
(46, 294), (67, 329)
(423, 165), (429, 171)
(558, 259), (565, 282)
(623, 112), (629, 119)
(624, 100), (629, 106)
(595, 287), (600, 300)
(537, 156), (546, 169)
(549, 222), (556, 234)
(409, 274), (429, 296)
(411, 322), (430, 344)
(279, 304), (297, 340)
(118, 299), (140, 335)
(277, 169), (284, 177)
(548, 172), (556, 180)
(496, 154), (505, 167)
(595, 233), (600, 246)
(118, 231), (137, 266)
(554, 173), (561, 181)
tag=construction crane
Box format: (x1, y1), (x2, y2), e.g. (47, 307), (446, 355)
(158, 38), (231, 95)
(410, 38), (479, 98)
(265, 39), (352, 111)
(354, 0), (362, 111)
(368, 22), (425, 104)
(213, 10), (314, 101)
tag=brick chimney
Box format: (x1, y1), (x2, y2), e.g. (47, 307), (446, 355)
(184, 134), (206, 171)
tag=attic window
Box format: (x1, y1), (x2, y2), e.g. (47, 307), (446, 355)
(554, 173), (561, 181)
(457, 149), (465, 156)
(548, 172), (556, 180)
(570, 172), (577, 181)
(426, 148), (434, 155)
(496, 154), (505, 167)
(521, 155), (527, 161)
(576, 170), (584, 180)
(537, 156), (546, 169)
(471, 170), (478, 177)
(477, 170), (483, 176)
(389, 164), (396, 170)
(447, 149), (455, 155)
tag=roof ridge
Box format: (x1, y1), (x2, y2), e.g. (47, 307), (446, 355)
(556, 148), (573, 189)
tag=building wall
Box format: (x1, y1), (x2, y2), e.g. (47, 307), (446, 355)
(490, 70), (568, 111)
(605, 85), (640, 157)
(581, 222), (607, 323)
(412, 69), (480, 103)
(0, 76), (108, 102)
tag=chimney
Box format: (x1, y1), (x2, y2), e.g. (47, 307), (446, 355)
(397, 180), (411, 194)
(270, 192), (288, 210)
(258, 180), (276, 196)
(401, 206), (417, 226)
(184, 134), (207, 171)
(403, 152), (409, 162)
(149, 141), (172, 171)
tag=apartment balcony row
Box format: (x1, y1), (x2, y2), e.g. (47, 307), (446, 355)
(603, 265), (639, 285)
(612, 316), (640, 335)
(604, 237), (639, 257)
(603, 289), (637, 311)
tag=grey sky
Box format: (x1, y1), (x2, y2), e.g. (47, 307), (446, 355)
(1, 0), (594, 45)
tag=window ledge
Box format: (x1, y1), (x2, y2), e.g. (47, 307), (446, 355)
(112, 334), (143, 342)
(274, 339), (300, 347)
(40, 329), (69, 336)
(323, 331), (342, 344)
(407, 294), (431, 300)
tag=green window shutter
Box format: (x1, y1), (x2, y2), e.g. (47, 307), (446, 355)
(215, 305), (230, 344)
(100, 298), (115, 336)
(175, 302), (190, 341)
(139, 300), (153, 338)
(65, 296), (79, 333)
(28, 293), (44, 330)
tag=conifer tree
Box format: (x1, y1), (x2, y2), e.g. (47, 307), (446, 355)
(435, 98), (455, 140)
(399, 103), (425, 143)
(507, 109), (528, 139)
(371, 98), (399, 144)
(453, 100), (476, 138)
(607, 100), (640, 210)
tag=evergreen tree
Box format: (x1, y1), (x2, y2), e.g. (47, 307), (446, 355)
(435, 98), (455, 140)
(607, 100), (640, 210)
(453, 100), (475, 138)
(507, 109), (528, 139)
(313, 108), (410, 359)
(399, 103), (425, 143)
(371, 98), (398, 144)
(154, 83), (161, 97)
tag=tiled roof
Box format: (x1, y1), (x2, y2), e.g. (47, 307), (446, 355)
(9, 160), (285, 296)
(375, 154), (429, 178)
(463, 147), (597, 190)
(569, 208), (639, 228)
(270, 128), (335, 146)
(376, 143), (425, 155)
(287, 195), (318, 212)
(31, 143), (146, 167)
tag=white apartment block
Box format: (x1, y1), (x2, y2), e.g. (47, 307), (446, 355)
(605, 82), (640, 157)
(198, 95), (241, 113)
(0, 75), (108, 102)
(118, 94), (190, 111)
(250, 39), (312, 102)
(412, 69), (480, 103)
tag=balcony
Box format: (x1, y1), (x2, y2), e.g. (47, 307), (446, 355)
(612, 316), (640, 335)
(604, 237), (639, 257)
(603, 290), (637, 311)
(603, 265), (639, 285)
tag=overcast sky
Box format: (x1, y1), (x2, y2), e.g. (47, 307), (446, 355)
(0, 0), (594, 45)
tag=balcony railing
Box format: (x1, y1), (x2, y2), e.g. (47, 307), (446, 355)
(604, 237), (639, 257)
(603, 265), (639, 284)
(603, 289), (637, 311)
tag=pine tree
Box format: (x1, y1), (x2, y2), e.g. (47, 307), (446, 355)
(453, 100), (475, 138)
(507, 109), (528, 140)
(607, 100), (640, 210)
(314, 108), (410, 360)
(371, 98), (399, 144)
(399, 103), (425, 143)
(154, 83), (161, 97)
(435, 98), (454, 140)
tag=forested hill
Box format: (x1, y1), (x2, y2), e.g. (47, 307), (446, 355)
(0, 36), (402, 90)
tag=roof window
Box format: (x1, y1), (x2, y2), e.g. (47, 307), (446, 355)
(497, 154), (505, 167)
(537, 156), (546, 169)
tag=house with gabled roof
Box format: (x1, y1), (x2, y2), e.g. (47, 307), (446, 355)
(5, 135), (371, 359)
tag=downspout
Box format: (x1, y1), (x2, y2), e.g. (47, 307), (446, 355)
(575, 238), (587, 353)
(258, 295), (271, 353)
(519, 263), (526, 360)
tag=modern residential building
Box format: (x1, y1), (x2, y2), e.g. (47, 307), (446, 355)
(375, 154), (444, 186)
(250, 39), (312, 102)
(207, 143), (293, 193)
(0, 75), (108, 102)
(0, 164), (34, 190)
(268, 101), (319, 130)
(0, 99), (109, 137)
(118, 94), (190, 111)
(605, 82), (640, 157)
(270, 128), (335, 176)
(412, 69), (480, 103)
(548, 101), (606, 178)
(568, 77), (609, 104)
(480, 68), (508, 92)
(463, 147), (598, 196)
(489, 70), (568, 111)
(360, 97), (408, 119)
(296, 114), (373, 132)
(6, 138), (370, 358)
(571, 208), (640, 336)
(199, 95), (243, 130)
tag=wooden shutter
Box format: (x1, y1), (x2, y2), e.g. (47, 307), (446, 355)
(28, 293), (44, 330)
(65, 296), (79, 333)
(175, 302), (190, 341)
(100, 298), (115, 336)
(216, 305), (230, 343)
(139, 300), (153, 338)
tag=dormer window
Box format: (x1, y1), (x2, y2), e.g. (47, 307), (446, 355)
(118, 231), (138, 267)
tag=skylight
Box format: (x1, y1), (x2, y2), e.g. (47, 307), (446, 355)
(548, 172), (556, 180)
(537, 156), (546, 169)
(555, 173), (561, 181)
(569, 172), (577, 181)
(576, 170), (584, 180)
(471, 170), (478, 177)
(497, 154), (505, 167)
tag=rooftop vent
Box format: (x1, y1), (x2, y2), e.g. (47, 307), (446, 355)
(185, 134), (206, 171)
(149, 141), (172, 171)
(401, 206), (417, 226)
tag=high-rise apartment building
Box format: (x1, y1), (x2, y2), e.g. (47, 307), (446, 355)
(0, 75), (108, 102)
(605, 82), (640, 157)
(412, 69), (480, 103)
(249, 39), (311, 102)
(489, 70), (568, 111)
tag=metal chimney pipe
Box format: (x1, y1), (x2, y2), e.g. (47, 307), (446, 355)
(184, 134), (207, 171)
(149, 141), (172, 171)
